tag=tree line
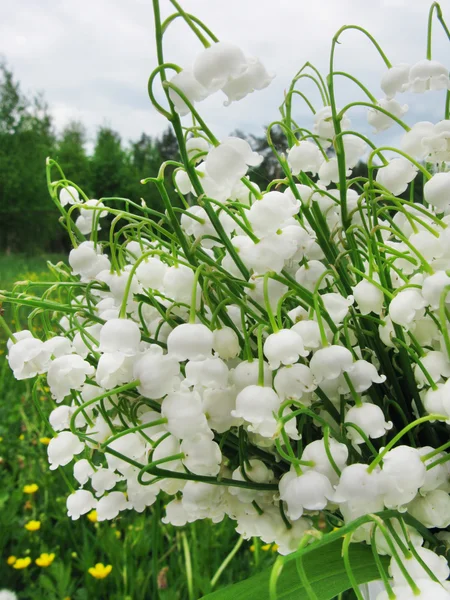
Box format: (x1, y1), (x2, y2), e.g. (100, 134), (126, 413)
(0, 63), (377, 254)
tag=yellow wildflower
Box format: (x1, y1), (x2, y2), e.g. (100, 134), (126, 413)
(36, 553), (55, 567)
(87, 510), (98, 523)
(24, 520), (41, 531)
(39, 437), (51, 445)
(7, 556), (16, 565)
(13, 557), (32, 569)
(88, 563), (113, 579)
(18, 434), (25, 441)
(23, 483), (39, 494)
(114, 530), (121, 539)
(250, 543), (279, 552)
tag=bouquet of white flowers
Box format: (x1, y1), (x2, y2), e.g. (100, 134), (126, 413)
(2, 1), (450, 598)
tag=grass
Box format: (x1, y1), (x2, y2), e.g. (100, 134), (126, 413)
(0, 253), (276, 600)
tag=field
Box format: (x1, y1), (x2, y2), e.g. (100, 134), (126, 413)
(0, 254), (276, 600)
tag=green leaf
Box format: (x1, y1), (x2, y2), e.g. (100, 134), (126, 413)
(201, 539), (389, 600)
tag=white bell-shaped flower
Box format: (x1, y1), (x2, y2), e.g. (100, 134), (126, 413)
(181, 434), (222, 476)
(162, 498), (192, 526)
(352, 277), (384, 315)
(95, 352), (135, 389)
(346, 360), (386, 393)
(263, 329), (308, 370)
(106, 432), (147, 474)
(343, 135), (367, 168)
(162, 388), (210, 439)
(321, 293), (354, 324)
(44, 336), (73, 358)
(202, 386), (241, 432)
(381, 63), (411, 99)
(163, 264), (198, 305)
(247, 191), (299, 236)
(232, 385), (281, 429)
(381, 446), (426, 509)
(318, 158), (348, 186)
(126, 476), (159, 513)
(424, 172), (450, 212)
(96, 492), (129, 521)
(345, 403), (392, 444)
(135, 257), (167, 290)
(69, 241), (111, 281)
(389, 289), (426, 327)
(98, 318), (141, 356)
(167, 323), (214, 361)
(309, 345), (353, 383)
(291, 320), (322, 351)
(274, 364), (316, 400)
(185, 357), (229, 389)
(231, 360), (272, 393)
(49, 406), (73, 433)
(409, 59), (450, 93)
(368, 98), (408, 132)
(91, 467), (121, 497)
(287, 141), (324, 175)
(229, 459), (274, 504)
(7, 337), (52, 380)
(423, 119), (450, 163)
(302, 438), (349, 485)
(376, 157), (418, 196)
(47, 355), (95, 402)
(334, 463), (383, 503)
(168, 69), (209, 116)
(295, 260), (328, 292)
(193, 42), (248, 92)
(401, 121), (435, 159)
(60, 185), (80, 206)
(222, 58), (274, 106)
(390, 547), (449, 586)
(313, 106), (351, 144)
(134, 347), (179, 399)
(279, 469), (335, 520)
(66, 489), (97, 520)
(407, 489), (450, 529)
(48, 432), (84, 470)
(418, 446), (450, 493)
(205, 136), (262, 187)
(414, 350), (450, 388)
(182, 481), (225, 522)
(186, 136), (210, 162)
(212, 327), (240, 360)
(175, 169), (194, 195)
(73, 459), (95, 486)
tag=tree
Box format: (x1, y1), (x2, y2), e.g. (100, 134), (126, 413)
(0, 63), (58, 253)
(55, 121), (91, 196)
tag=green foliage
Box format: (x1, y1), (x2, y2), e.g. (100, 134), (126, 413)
(203, 539), (389, 600)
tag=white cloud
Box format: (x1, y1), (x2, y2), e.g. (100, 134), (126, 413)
(2, 0), (449, 145)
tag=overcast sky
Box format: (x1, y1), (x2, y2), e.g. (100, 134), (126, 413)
(2, 0), (449, 149)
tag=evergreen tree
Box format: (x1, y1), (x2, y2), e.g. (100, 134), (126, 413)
(55, 121), (91, 196)
(0, 63), (57, 252)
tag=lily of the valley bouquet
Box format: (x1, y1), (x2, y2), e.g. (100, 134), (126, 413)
(2, 1), (450, 598)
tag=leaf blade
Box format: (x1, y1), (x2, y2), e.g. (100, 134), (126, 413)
(202, 539), (389, 600)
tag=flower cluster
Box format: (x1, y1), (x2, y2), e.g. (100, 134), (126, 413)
(2, 2), (450, 598)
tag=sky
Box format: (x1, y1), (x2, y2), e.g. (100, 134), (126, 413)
(2, 0), (450, 149)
